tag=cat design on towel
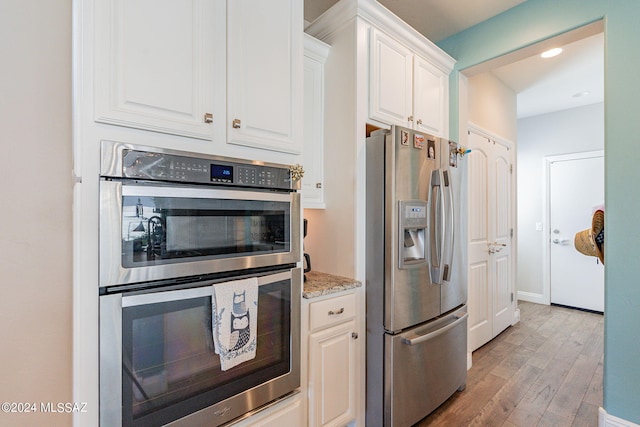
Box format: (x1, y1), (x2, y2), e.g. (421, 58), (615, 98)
(211, 277), (258, 370)
(229, 291), (251, 351)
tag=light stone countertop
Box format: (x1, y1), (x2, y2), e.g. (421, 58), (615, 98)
(303, 270), (362, 299)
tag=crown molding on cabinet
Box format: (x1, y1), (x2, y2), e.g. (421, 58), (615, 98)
(305, 0), (455, 74)
(304, 33), (331, 63)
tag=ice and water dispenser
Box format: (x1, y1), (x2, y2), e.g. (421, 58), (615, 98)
(398, 200), (428, 268)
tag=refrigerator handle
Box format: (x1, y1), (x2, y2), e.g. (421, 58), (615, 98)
(429, 170), (443, 284)
(401, 312), (468, 346)
(442, 170), (455, 282)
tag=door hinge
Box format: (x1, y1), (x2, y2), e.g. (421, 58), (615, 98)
(511, 292), (514, 303)
(510, 228), (514, 238)
(510, 164), (513, 174)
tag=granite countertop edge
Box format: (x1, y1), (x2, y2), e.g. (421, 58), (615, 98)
(303, 270), (362, 299)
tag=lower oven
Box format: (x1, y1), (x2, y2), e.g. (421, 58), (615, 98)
(100, 267), (301, 427)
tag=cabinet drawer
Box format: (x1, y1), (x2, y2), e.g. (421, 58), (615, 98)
(309, 292), (356, 331)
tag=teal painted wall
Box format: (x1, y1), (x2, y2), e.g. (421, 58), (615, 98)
(438, 0), (640, 423)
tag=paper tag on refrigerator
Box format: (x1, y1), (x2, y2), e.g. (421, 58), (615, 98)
(413, 134), (425, 149)
(400, 130), (410, 146)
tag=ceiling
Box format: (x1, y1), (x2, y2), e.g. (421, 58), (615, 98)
(304, 0), (604, 119)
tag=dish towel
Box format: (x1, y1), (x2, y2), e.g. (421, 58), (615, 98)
(211, 277), (259, 371)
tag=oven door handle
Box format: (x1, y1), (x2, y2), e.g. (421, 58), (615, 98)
(401, 312), (468, 346)
(121, 270), (294, 307)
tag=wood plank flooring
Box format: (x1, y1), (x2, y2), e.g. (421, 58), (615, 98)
(415, 301), (604, 427)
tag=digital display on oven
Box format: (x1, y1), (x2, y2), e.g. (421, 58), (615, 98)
(211, 164), (233, 183)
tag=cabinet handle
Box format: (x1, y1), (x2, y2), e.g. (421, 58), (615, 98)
(315, 182), (322, 189)
(232, 118), (241, 129)
(328, 308), (344, 315)
(204, 113), (213, 124)
(352, 332), (359, 340)
(408, 115), (414, 122)
(416, 118), (423, 125)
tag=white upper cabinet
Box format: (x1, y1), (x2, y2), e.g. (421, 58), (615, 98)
(94, 0), (225, 141)
(413, 55), (448, 136)
(369, 29), (413, 128)
(227, 0), (303, 154)
(93, 0), (303, 157)
(369, 28), (449, 137)
(303, 35), (330, 209)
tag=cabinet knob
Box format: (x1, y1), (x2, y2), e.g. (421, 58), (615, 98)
(204, 113), (213, 124)
(232, 118), (242, 129)
(408, 115), (414, 122)
(352, 332), (359, 340)
(416, 118), (423, 125)
(315, 182), (322, 189)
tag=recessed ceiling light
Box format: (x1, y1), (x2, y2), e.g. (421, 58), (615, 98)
(541, 48), (563, 58)
(572, 91), (591, 98)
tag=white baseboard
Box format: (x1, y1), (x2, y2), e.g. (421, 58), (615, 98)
(467, 351), (472, 370)
(512, 308), (521, 325)
(517, 291), (546, 305)
(600, 407), (640, 427)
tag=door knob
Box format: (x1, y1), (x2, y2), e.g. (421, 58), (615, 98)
(487, 242), (507, 254)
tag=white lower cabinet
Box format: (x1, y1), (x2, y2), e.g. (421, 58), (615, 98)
(307, 292), (359, 427)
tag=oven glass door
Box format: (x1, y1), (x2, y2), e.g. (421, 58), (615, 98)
(100, 269), (300, 427)
(100, 181), (301, 286)
(122, 185), (291, 265)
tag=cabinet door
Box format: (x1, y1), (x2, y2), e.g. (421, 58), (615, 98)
(94, 0), (223, 140)
(309, 320), (357, 427)
(303, 54), (325, 208)
(369, 28), (413, 128)
(227, 0), (303, 154)
(413, 55), (448, 137)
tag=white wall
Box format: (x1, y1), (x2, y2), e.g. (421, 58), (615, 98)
(468, 72), (517, 143)
(0, 1), (73, 425)
(302, 23), (358, 278)
(517, 102), (604, 298)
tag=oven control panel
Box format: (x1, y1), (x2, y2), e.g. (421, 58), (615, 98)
(121, 149), (292, 190)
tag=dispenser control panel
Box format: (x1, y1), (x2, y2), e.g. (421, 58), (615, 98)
(403, 205), (427, 226)
(402, 203), (428, 228)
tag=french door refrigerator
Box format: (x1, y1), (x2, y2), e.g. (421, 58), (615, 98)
(366, 125), (467, 427)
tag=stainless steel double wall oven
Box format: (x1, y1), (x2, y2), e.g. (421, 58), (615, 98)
(99, 141), (301, 427)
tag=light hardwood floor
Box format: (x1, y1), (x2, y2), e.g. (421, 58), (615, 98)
(415, 301), (604, 427)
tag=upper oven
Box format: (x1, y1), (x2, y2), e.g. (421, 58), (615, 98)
(99, 141), (301, 287)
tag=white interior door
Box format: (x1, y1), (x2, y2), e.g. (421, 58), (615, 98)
(467, 129), (514, 352)
(549, 153), (604, 312)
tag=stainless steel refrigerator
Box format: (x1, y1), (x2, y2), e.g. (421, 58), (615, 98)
(365, 125), (467, 427)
